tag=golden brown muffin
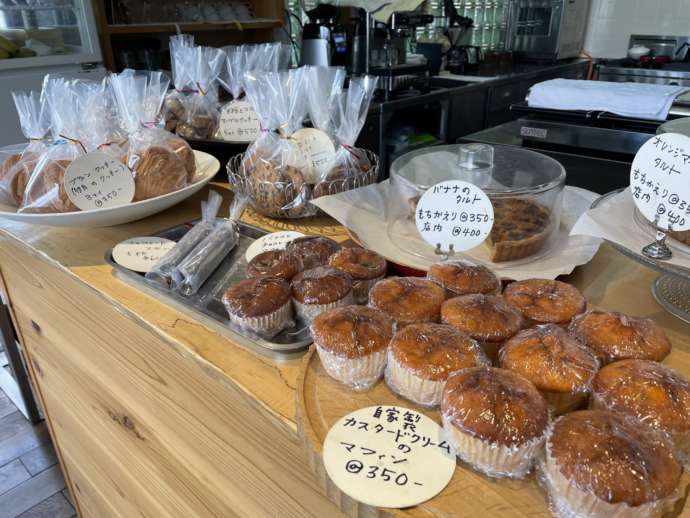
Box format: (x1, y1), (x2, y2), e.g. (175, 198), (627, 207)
(246, 250), (302, 280)
(131, 145), (188, 202)
(222, 277), (293, 338)
(328, 247), (387, 304)
(500, 324), (599, 415)
(569, 310), (671, 365)
(441, 294), (524, 363)
(311, 305), (394, 391)
(503, 279), (586, 326)
(368, 277), (446, 328)
(592, 359), (690, 466)
(441, 367), (548, 477)
(543, 410), (682, 515)
(386, 323), (489, 406)
(291, 266), (353, 324)
(19, 159), (79, 213)
(287, 236), (341, 270)
(428, 259), (501, 297)
(248, 161), (309, 218)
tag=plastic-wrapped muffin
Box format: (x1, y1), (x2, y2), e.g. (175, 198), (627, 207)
(441, 294), (524, 363)
(328, 247), (387, 304)
(499, 324), (599, 415)
(287, 236), (341, 270)
(427, 259), (501, 297)
(542, 410), (682, 518)
(291, 266), (353, 325)
(503, 279), (586, 327)
(592, 359), (690, 467)
(222, 276), (293, 338)
(368, 277), (445, 328)
(441, 367), (548, 478)
(311, 305), (394, 391)
(385, 323), (489, 407)
(569, 310), (671, 365)
(247, 250), (302, 280)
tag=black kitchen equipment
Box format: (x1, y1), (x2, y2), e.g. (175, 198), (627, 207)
(444, 0), (475, 74)
(300, 4), (338, 66)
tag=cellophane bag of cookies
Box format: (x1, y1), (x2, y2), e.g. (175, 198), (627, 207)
(163, 34), (195, 132)
(19, 76), (91, 213)
(176, 46), (225, 140)
(0, 90), (50, 206)
(110, 69), (195, 201)
(236, 68), (312, 218)
(313, 75), (378, 199)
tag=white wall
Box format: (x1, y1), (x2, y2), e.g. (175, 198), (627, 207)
(584, 0), (690, 58)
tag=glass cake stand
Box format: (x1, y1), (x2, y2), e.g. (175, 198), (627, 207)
(593, 190), (690, 324)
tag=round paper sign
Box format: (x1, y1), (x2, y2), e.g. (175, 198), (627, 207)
(415, 180), (494, 253)
(322, 405), (456, 508)
(64, 152), (135, 210)
(216, 99), (261, 143)
(112, 237), (175, 273)
(292, 127), (336, 184)
(244, 231), (305, 262)
(630, 132), (690, 231)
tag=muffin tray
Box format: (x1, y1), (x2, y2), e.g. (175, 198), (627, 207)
(105, 220), (312, 360)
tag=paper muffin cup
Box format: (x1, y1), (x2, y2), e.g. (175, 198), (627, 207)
(540, 435), (680, 518)
(385, 352), (446, 407)
(295, 291), (355, 326)
(352, 275), (385, 305)
(315, 345), (387, 391)
(228, 299), (293, 339)
(441, 414), (545, 479)
(542, 390), (589, 416)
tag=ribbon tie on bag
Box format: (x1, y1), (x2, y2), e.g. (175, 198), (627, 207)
(58, 134), (87, 154)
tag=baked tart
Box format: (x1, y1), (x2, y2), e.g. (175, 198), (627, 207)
(488, 198), (551, 263)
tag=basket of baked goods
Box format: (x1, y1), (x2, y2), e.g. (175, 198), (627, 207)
(285, 248), (689, 518)
(0, 70), (219, 227)
(227, 66), (379, 219)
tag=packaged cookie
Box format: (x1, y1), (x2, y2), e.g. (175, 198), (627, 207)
(110, 69), (193, 201)
(162, 34), (195, 132)
(0, 90), (50, 206)
(176, 45), (225, 140)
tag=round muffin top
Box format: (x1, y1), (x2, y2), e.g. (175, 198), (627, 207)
(428, 260), (501, 296)
(441, 294), (524, 343)
(499, 324), (599, 393)
(568, 310), (671, 364)
(593, 359), (690, 434)
(247, 250), (302, 280)
(442, 367), (548, 446)
(286, 236), (341, 270)
(328, 247), (387, 281)
(311, 305), (394, 358)
(389, 323), (489, 381)
(503, 279), (586, 324)
(223, 277), (291, 318)
(548, 410), (682, 506)
(291, 266), (352, 305)
(368, 277), (445, 325)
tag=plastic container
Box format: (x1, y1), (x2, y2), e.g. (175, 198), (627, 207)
(387, 143), (566, 264)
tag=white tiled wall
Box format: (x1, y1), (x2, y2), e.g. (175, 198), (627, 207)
(584, 0), (690, 58)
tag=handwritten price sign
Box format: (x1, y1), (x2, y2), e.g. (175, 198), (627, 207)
(216, 100), (261, 143)
(244, 231), (305, 262)
(630, 133), (690, 231)
(322, 406), (455, 508)
(64, 152), (135, 210)
(112, 237), (176, 273)
(415, 180), (494, 253)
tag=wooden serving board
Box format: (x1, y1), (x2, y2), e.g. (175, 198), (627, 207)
(296, 347), (690, 518)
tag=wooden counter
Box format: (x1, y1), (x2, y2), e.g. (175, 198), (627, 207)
(0, 183), (687, 517)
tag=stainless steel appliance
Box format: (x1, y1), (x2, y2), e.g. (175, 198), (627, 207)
(506, 0), (590, 61)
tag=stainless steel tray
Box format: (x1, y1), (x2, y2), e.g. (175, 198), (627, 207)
(106, 220), (312, 360)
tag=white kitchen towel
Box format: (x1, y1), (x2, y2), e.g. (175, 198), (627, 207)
(528, 79), (689, 121)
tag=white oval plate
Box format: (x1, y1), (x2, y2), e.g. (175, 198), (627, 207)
(0, 150), (220, 228)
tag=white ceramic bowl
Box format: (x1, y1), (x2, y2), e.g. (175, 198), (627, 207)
(0, 150), (219, 227)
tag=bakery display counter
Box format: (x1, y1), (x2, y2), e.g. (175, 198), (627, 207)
(0, 183), (688, 517)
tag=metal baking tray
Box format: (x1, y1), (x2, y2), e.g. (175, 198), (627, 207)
(105, 220), (311, 360)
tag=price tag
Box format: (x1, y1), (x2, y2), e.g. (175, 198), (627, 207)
(245, 231), (305, 262)
(112, 237), (176, 273)
(215, 100), (261, 143)
(415, 180), (494, 253)
(630, 133), (690, 231)
(292, 128), (336, 184)
(322, 406), (456, 508)
(64, 152), (135, 211)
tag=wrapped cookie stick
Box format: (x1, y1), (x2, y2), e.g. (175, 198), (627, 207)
(172, 193), (248, 297)
(163, 34), (195, 132)
(145, 190), (223, 288)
